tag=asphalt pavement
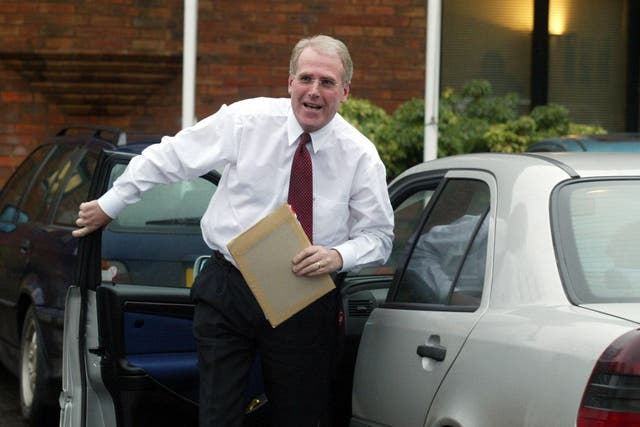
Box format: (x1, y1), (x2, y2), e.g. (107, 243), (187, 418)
(0, 365), (29, 427)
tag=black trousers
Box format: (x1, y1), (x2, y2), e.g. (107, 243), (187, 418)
(191, 252), (338, 427)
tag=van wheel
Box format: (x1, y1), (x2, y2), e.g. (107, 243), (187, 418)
(19, 305), (53, 426)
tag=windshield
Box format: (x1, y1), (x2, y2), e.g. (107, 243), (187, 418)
(555, 179), (640, 303)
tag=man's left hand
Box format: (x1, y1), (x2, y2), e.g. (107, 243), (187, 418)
(292, 246), (343, 277)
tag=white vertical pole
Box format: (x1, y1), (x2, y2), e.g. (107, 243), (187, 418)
(424, 0), (441, 161)
(182, 0), (198, 128)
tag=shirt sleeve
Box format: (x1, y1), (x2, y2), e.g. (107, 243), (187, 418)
(333, 156), (394, 272)
(98, 104), (238, 219)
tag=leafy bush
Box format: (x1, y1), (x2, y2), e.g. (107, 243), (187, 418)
(339, 97), (390, 141)
(339, 98), (396, 171)
(341, 80), (606, 180)
(377, 98), (426, 178)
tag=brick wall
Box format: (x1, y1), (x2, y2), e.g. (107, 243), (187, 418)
(0, 0), (426, 185)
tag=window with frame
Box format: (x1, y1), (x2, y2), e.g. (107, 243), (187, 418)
(555, 179), (640, 303)
(21, 145), (79, 224)
(394, 179), (490, 308)
(356, 187), (435, 276)
(0, 145), (54, 224)
(55, 150), (98, 226)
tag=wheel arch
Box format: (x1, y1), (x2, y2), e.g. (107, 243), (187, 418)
(17, 292), (34, 340)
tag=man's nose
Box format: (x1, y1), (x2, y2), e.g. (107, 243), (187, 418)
(307, 80), (321, 95)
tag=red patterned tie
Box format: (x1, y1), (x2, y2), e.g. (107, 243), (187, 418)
(288, 132), (313, 242)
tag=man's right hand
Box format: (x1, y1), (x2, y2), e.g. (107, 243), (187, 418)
(72, 200), (112, 238)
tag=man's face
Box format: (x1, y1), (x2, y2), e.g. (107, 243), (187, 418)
(288, 47), (350, 133)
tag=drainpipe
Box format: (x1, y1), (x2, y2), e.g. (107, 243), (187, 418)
(182, 0), (198, 128)
(424, 0), (442, 161)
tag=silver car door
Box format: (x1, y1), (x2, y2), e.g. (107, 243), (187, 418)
(335, 171), (443, 424)
(60, 151), (222, 427)
(351, 170), (496, 427)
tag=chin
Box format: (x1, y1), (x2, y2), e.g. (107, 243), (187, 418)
(295, 109), (330, 132)
(299, 119), (323, 133)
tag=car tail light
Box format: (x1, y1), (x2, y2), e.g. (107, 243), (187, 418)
(577, 328), (640, 427)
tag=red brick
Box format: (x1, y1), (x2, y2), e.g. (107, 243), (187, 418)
(0, 156), (24, 167)
(1, 91), (32, 103)
(14, 124), (43, 135)
(365, 6), (395, 15)
(334, 26), (365, 36)
(364, 27), (395, 37)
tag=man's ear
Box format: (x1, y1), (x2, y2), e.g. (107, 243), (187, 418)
(287, 75), (294, 96)
(341, 84), (350, 103)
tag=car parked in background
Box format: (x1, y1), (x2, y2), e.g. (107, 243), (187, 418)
(0, 126), (219, 426)
(527, 132), (640, 152)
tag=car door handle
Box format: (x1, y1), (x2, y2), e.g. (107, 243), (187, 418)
(20, 239), (31, 253)
(417, 343), (446, 361)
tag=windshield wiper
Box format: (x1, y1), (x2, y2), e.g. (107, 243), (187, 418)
(145, 217), (200, 226)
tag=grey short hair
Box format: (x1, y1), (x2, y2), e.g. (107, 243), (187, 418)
(289, 35), (353, 84)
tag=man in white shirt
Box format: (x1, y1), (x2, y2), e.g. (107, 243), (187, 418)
(73, 34), (393, 426)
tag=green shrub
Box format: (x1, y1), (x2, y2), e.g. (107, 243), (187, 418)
(378, 98), (426, 178)
(530, 103), (570, 135)
(485, 116), (537, 153)
(339, 98), (401, 177)
(341, 80), (606, 180)
(339, 97), (390, 141)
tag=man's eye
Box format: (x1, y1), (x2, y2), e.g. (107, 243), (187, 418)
(298, 76), (313, 83)
(320, 79), (337, 88)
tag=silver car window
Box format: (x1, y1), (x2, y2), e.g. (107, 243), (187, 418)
(356, 188), (435, 276)
(556, 179), (640, 303)
(395, 179), (490, 307)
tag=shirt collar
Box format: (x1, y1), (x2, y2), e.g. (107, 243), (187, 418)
(287, 107), (335, 154)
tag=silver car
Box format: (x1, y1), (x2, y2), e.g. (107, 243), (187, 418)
(351, 152), (640, 427)
(60, 151), (640, 427)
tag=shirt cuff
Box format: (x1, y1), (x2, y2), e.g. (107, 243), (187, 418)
(98, 189), (129, 219)
(332, 242), (356, 272)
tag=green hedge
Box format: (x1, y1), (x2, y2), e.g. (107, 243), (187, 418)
(339, 79), (606, 180)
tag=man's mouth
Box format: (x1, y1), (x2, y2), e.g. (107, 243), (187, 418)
(303, 102), (322, 110)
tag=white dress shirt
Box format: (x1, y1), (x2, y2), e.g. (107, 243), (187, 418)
(99, 97), (394, 272)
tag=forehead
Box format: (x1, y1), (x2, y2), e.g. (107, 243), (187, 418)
(295, 47), (344, 78)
